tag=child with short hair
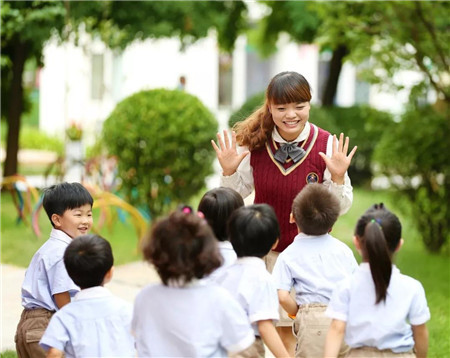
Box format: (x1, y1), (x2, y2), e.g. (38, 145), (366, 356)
(272, 183), (358, 358)
(132, 208), (255, 357)
(39, 234), (135, 357)
(15, 182), (93, 358)
(324, 204), (430, 358)
(198, 187), (244, 270)
(213, 204), (290, 358)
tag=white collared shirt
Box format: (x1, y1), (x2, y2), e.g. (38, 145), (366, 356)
(326, 263), (430, 352)
(221, 123), (353, 214)
(40, 286), (135, 357)
(206, 241), (238, 282)
(212, 256), (280, 336)
(272, 233), (358, 305)
(218, 240), (238, 268)
(21, 228), (80, 310)
(132, 280), (254, 357)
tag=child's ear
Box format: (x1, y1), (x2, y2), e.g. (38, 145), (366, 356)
(51, 214), (62, 228)
(102, 267), (114, 286)
(353, 236), (361, 250)
(395, 239), (404, 252)
(271, 238), (279, 250)
(289, 213), (295, 224)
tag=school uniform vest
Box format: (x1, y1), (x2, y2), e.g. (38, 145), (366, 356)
(250, 124), (329, 252)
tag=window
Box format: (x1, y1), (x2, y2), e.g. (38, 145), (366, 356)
(218, 53), (233, 107)
(91, 54), (104, 100)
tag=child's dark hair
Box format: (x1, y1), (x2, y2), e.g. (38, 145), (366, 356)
(43, 182), (94, 227)
(143, 210), (221, 285)
(64, 234), (113, 289)
(355, 203), (402, 304)
(228, 204), (279, 258)
(292, 183), (340, 235)
(197, 187), (244, 242)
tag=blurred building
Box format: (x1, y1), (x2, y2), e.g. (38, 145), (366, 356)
(38, 29), (425, 147)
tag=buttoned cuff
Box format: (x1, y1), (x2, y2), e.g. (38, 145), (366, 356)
(220, 171), (239, 186)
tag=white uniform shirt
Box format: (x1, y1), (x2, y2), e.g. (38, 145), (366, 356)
(221, 124), (353, 214)
(212, 257), (280, 336)
(207, 241), (238, 282)
(218, 240), (237, 268)
(326, 263), (430, 353)
(132, 281), (254, 357)
(21, 228), (79, 310)
(40, 286), (135, 357)
(272, 233), (358, 305)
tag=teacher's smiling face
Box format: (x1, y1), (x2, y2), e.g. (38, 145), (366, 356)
(269, 101), (310, 142)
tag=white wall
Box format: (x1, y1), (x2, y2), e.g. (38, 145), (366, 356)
(40, 33), (219, 147)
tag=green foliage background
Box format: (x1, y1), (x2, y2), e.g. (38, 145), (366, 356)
(102, 89), (218, 219)
(374, 105), (450, 252)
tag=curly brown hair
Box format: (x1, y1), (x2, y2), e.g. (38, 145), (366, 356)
(234, 71), (312, 151)
(142, 210), (222, 285)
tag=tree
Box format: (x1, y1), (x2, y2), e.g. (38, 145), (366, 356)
(1, 0), (248, 176)
(253, 1), (449, 106)
(251, 1), (345, 106)
(312, 2), (449, 104)
(1, 1), (65, 177)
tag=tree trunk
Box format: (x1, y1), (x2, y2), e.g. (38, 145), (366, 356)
(322, 44), (349, 107)
(3, 40), (28, 177)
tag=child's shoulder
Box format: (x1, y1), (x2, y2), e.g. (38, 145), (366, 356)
(393, 268), (426, 291)
(28, 235), (67, 267)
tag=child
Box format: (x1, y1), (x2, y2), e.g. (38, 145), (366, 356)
(131, 208), (256, 357)
(15, 182), (93, 358)
(324, 204), (430, 358)
(213, 204), (290, 358)
(272, 183), (358, 358)
(39, 234), (135, 357)
(198, 187), (244, 270)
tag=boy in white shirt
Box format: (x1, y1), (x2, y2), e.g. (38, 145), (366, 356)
(40, 234), (135, 357)
(272, 183), (358, 358)
(213, 204), (290, 358)
(15, 182), (93, 358)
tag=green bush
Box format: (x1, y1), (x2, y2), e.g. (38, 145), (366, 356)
(374, 105), (450, 253)
(19, 126), (64, 155)
(1, 124), (64, 155)
(102, 89), (218, 219)
(322, 106), (394, 186)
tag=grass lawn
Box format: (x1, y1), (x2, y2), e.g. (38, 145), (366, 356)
(1, 188), (449, 356)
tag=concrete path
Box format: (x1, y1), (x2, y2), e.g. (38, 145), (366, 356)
(1, 261), (160, 352)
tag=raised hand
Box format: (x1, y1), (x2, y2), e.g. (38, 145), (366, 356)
(211, 130), (249, 176)
(319, 133), (357, 185)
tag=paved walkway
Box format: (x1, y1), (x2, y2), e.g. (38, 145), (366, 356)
(1, 261), (160, 352)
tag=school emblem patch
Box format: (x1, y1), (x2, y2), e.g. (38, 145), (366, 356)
(306, 172), (319, 184)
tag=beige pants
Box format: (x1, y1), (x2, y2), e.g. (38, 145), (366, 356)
(347, 347), (415, 357)
(293, 304), (349, 358)
(15, 308), (55, 358)
(264, 250), (296, 327)
(230, 336), (265, 358)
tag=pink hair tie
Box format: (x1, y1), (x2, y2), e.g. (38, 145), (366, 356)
(182, 207), (192, 214)
(197, 211), (205, 219)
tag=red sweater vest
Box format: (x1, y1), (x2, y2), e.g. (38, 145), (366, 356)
(250, 124), (329, 252)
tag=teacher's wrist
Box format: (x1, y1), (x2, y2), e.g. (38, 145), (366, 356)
(331, 175), (345, 185)
(222, 170), (237, 177)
